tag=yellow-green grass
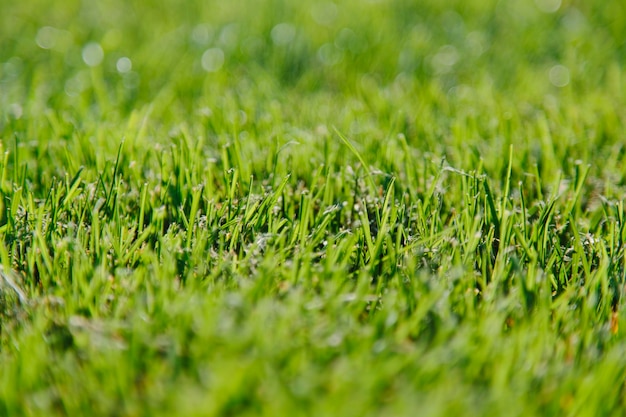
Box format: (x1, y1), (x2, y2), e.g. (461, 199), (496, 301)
(1, 0), (626, 415)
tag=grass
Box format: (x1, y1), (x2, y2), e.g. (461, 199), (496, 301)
(1, 0), (626, 415)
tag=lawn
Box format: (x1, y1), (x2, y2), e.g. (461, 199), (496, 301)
(1, 0), (626, 415)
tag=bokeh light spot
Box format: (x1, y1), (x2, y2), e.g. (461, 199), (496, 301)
(431, 45), (459, 74)
(36, 27), (59, 49)
(191, 24), (214, 46)
(317, 43), (342, 66)
(82, 43), (104, 67)
(534, 0), (561, 13)
(549, 65), (570, 87)
(271, 23), (296, 46)
(311, 2), (338, 26)
(202, 48), (225, 72)
(116, 57), (132, 73)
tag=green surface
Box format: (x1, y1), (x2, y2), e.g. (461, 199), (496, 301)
(1, 0), (626, 415)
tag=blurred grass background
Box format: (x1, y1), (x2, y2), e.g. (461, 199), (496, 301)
(2, 0), (625, 98)
(2, 0), (626, 193)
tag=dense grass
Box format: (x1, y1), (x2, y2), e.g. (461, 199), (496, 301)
(1, 0), (626, 415)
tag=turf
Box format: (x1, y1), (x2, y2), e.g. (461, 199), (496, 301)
(1, 0), (626, 415)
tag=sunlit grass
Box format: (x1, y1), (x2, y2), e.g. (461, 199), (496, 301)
(1, 0), (626, 415)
